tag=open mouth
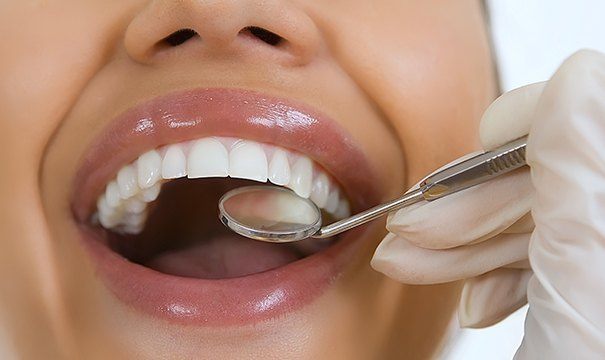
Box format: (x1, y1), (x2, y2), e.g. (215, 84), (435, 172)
(96, 136), (350, 278)
(72, 88), (382, 325)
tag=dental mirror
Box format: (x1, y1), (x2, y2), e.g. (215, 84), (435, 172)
(219, 137), (529, 243)
(219, 186), (322, 243)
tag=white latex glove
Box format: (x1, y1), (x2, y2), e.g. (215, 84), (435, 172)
(372, 50), (605, 358)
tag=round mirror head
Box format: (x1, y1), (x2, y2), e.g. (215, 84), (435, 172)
(218, 186), (322, 243)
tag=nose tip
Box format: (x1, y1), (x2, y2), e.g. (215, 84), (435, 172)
(124, 0), (320, 66)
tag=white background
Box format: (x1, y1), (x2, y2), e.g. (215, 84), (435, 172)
(2, 1), (605, 359)
(445, 1), (605, 359)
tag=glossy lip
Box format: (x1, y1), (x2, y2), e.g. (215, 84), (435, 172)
(71, 88), (385, 326)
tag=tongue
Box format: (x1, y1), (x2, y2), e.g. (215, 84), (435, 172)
(144, 235), (300, 279)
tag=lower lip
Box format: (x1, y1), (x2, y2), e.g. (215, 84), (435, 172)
(80, 223), (375, 326)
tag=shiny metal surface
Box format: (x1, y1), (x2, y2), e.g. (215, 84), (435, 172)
(219, 186), (322, 243)
(311, 189), (424, 239)
(420, 137), (527, 200)
(220, 137), (528, 242)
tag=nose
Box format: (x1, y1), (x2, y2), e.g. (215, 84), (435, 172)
(124, 0), (320, 66)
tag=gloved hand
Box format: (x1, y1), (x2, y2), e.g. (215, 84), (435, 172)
(371, 50), (605, 358)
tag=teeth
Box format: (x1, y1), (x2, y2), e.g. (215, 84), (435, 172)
(96, 195), (111, 215)
(228, 140), (268, 182)
(310, 173), (330, 208)
(162, 145), (187, 179)
(123, 212), (147, 228)
(95, 136), (351, 233)
(139, 182), (161, 202)
(334, 198), (351, 219)
(117, 165), (138, 199)
(288, 156), (313, 198)
(124, 197), (146, 213)
(325, 188), (340, 214)
(105, 181), (121, 207)
(187, 138), (229, 178)
(122, 223), (144, 235)
(268, 148), (291, 186)
(99, 210), (120, 229)
(97, 195), (121, 228)
(121, 212), (147, 235)
(137, 150), (162, 189)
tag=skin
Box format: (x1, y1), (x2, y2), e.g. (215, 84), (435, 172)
(0, 0), (495, 359)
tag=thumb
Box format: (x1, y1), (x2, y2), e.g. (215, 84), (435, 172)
(517, 50), (605, 359)
(480, 81), (545, 150)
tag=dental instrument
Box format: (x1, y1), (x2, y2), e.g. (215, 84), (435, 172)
(218, 137), (527, 243)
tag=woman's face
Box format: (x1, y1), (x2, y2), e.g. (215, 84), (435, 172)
(0, 1), (494, 358)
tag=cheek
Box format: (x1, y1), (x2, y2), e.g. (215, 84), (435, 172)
(0, 1), (142, 351)
(0, 2), (134, 152)
(310, 0), (495, 184)
(0, 1), (142, 243)
(0, 2), (148, 202)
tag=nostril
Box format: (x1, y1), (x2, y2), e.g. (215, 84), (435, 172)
(162, 28), (199, 47)
(240, 26), (284, 47)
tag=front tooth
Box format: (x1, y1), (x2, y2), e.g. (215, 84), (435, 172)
(288, 156), (313, 198)
(105, 181), (121, 207)
(228, 140), (268, 182)
(187, 138), (229, 178)
(268, 148), (291, 186)
(162, 145), (187, 179)
(139, 182), (161, 202)
(137, 150), (162, 189)
(117, 165), (138, 199)
(310, 173), (330, 208)
(325, 188), (340, 214)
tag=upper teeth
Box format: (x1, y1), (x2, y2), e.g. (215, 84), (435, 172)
(95, 136), (351, 234)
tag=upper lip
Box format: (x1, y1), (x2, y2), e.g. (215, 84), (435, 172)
(72, 88), (381, 222)
(71, 87), (385, 325)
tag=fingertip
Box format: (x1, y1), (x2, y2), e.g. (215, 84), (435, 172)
(559, 50), (605, 76)
(371, 233), (401, 276)
(371, 233), (426, 284)
(480, 82), (545, 150)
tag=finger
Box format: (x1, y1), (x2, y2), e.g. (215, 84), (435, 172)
(459, 268), (532, 328)
(387, 168), (532, 250)
(505, 259), (531, 269)
(502, 212), (534, 235)
(371, 232), (530, 285)
(480, 82), (545, 150)
(466, 213), (534, 246)
(519, 50), (605, 358)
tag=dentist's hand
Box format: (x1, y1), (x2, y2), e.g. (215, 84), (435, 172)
(372, 50), (605, 358)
